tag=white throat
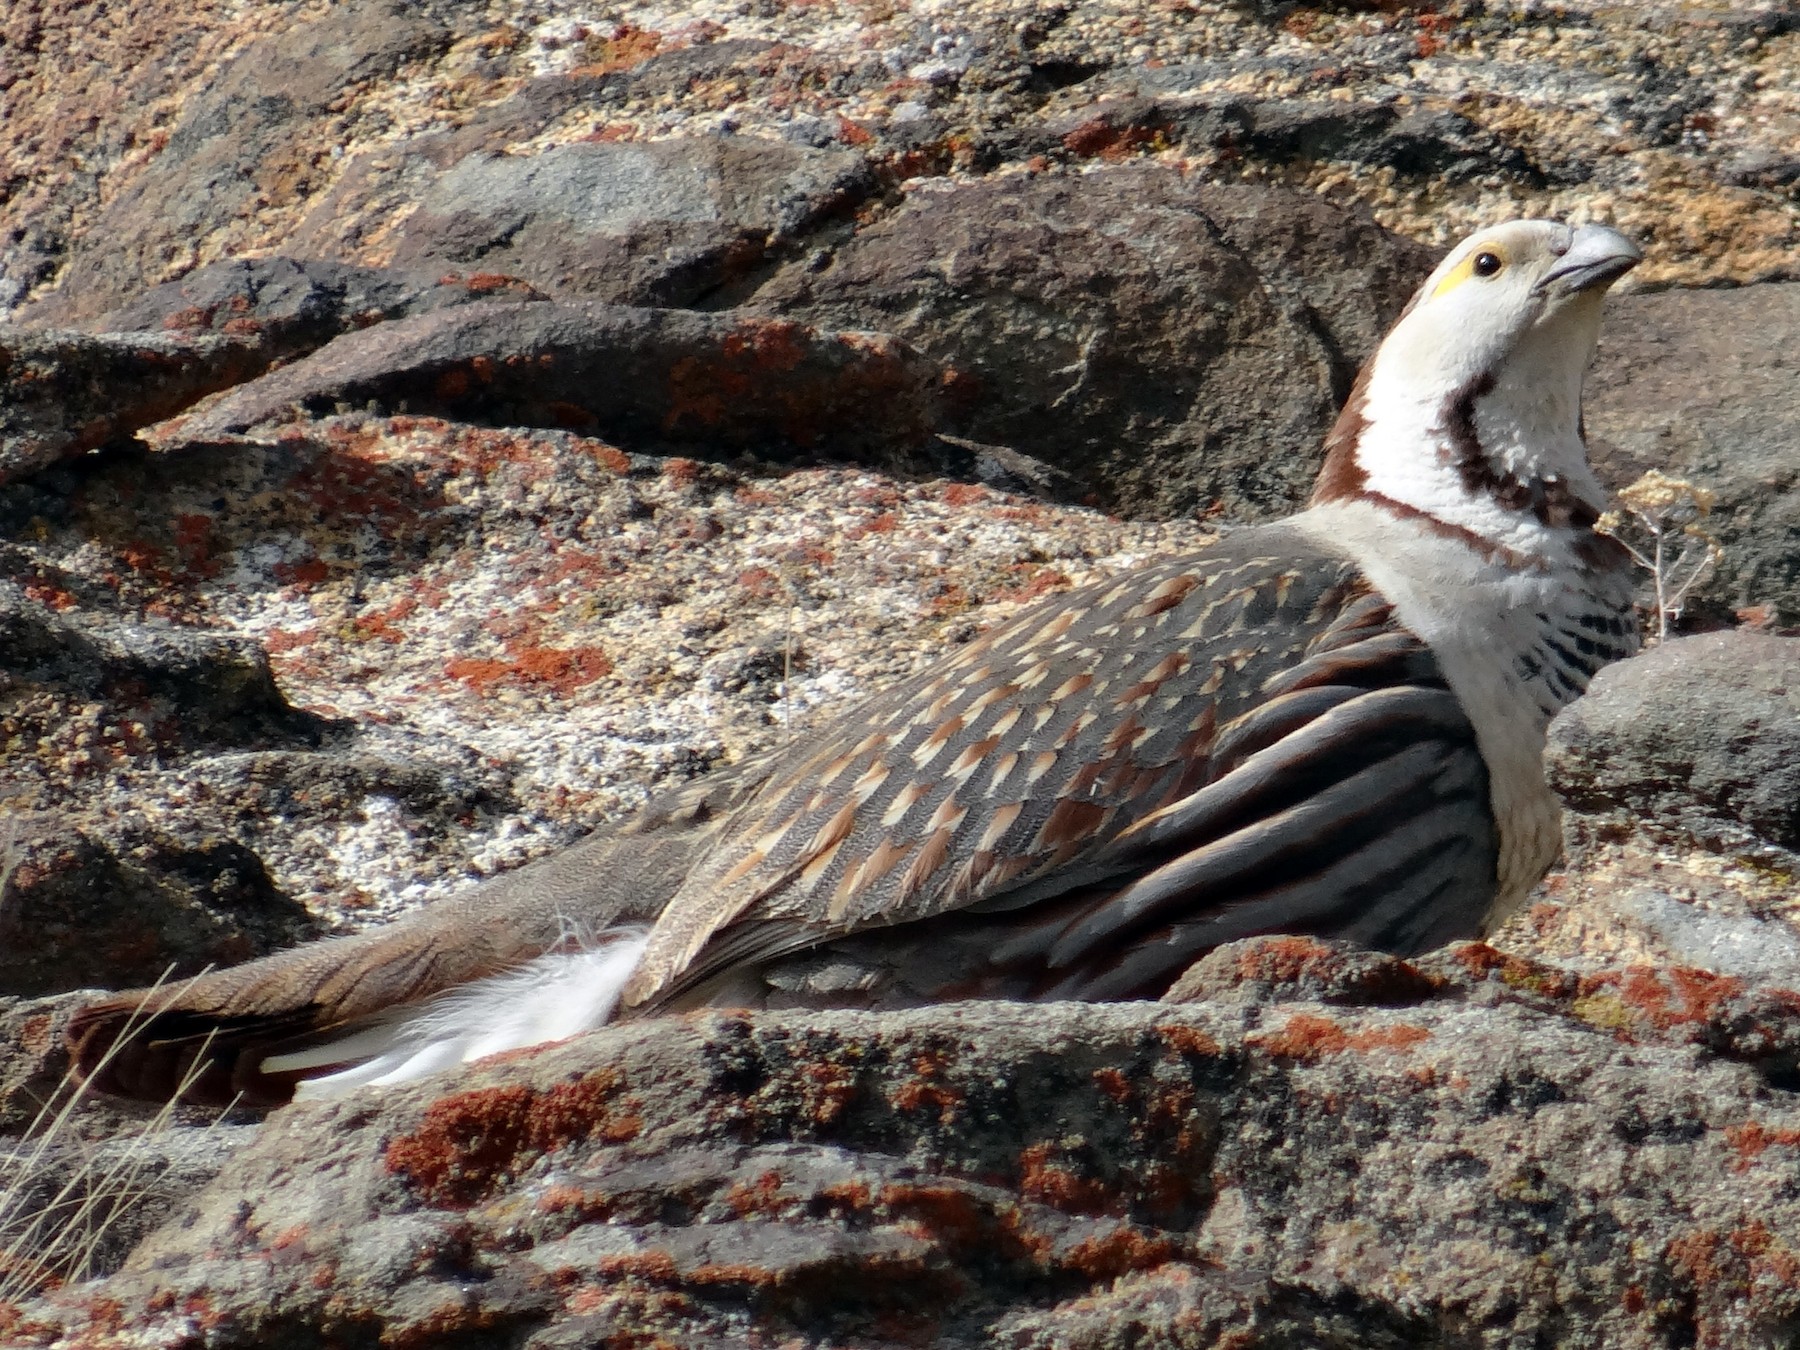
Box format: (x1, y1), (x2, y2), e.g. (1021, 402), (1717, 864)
(1349, 295), (1610, 568)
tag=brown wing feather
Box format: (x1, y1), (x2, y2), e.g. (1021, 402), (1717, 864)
(623, 522), (1454, 1008)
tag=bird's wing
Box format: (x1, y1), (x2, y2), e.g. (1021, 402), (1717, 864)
(625, 522), (1498, 1008)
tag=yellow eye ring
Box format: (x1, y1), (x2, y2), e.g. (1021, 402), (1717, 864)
(1431, 242), (1510, 299)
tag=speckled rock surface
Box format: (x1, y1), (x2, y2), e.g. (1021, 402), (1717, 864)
(13, 941), (1800, 1348)
(0, 417), (1213, 938)
(1, 0), (1798, 1343)
(6, 0), (1797, 323)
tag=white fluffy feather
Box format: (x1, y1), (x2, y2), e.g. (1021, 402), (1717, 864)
(263, 927), (649, 1099)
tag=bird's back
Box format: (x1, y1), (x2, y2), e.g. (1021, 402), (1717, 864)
(629, 518), (1498, 1011)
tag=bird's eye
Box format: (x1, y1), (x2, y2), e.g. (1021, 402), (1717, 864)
(1473, 252), (1504, 277)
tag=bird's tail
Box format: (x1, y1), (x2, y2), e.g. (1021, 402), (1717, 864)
(67, 753), (782, 1106)
(264, 925), (651, 1099)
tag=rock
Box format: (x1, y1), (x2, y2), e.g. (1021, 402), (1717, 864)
(755, 166), (1435, 517)
(8, 0), (1796, 328)
(1585, 283), (1800, 626)
(0, 581), (322, 751)
(93, 256), (544, 352)
(11, 1), (456, 327)
(1, 991), (256, 1306)
(1517, 632), (1800, 984)
(0, 993), (85, 1136)
(1547, 631), (1800, 861)
(0, 820), (319, 998)
(376, 136), (874, 307)
(1045, 92), (1548, 188)
(0, 327), (265, 482)
(143, 303), (954, 466)
(16, 943), (1800, 1345)
(1163, 934), (1444, 1008)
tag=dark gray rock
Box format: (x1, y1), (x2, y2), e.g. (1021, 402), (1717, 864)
(0, 326), (265, 481)
(379, 136), (873, 307)
(93, 256), (544, 349)
(15, 2), (456, 328)
(754, 166), (1436, 518)
(0, 819), (319, 998)
(1045, 91), (1549, 186)
(1547, 631), (1800, 860)
(1585, 283), (1800, 626)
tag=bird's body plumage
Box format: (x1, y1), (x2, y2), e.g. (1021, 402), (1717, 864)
(69, 219), (1645, 1106)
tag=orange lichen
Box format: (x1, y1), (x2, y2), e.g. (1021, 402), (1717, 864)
(445, 642), (614, 695)
(576, 23), (664, 76)
(1255, 1013), (1430, 1061)
(1155, 1024), (1223, 1059)
(1060, 118), (1165, 160)
(273, 556), (331, 588)
(849, 510), (900, 538)
(594, 1251), (681, 1282)
(583, 441), (632, 473)
(725, 1170), (789, 1218)
(736, 566), (780, 599)
(1058, 1226), (1176, 1280)
(795, 1060), (859, 1126)
(1239, 934), (1340, 980)
(939, 482), (989, 507)
(1724, 1121), (1800, 1172)
(1572, 965), (1748, 1036)
(1453, 943), (1577, 999)
(1092, 1066), (1133, 1103)
(881, 1182), (994, 1252)
(990, 565), (1072, 604)
(384, 1069), (634, 1207)
(1018, 1142), (1112, 1215)
(889, 1052), (964, 1124)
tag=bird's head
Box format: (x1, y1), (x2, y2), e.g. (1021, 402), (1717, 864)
(1314, 219), (1642, 565)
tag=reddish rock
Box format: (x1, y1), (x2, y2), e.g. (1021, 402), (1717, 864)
(0, 327), (265, 481)
(143, 303), (956, 464)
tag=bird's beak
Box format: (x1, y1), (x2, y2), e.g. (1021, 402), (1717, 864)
(1537, 224), (1643, 297)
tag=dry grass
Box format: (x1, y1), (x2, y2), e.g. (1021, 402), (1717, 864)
(0, 971), (230, 1310)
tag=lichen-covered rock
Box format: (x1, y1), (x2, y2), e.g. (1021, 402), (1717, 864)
(13, 941), (1800, 1348)
(0, 327), (265, 481)
(142, 303), (956, 465)
(5, 0), (1797, 323)
(0, 2), (1796, 1344)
